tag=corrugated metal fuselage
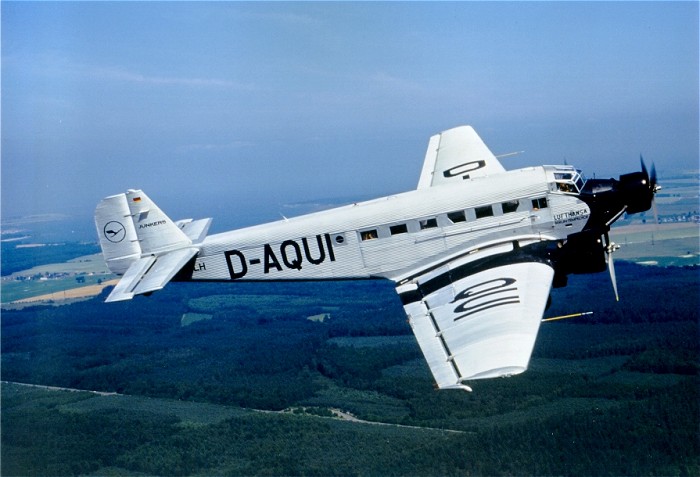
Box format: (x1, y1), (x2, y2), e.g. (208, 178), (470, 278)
(189, 166), (590, 283)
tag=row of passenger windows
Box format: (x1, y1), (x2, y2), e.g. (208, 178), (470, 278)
(359, 197), (547, 241)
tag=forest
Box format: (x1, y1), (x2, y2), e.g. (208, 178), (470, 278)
(2, 258), (699, 476)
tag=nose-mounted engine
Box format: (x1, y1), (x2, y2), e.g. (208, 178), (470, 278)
(618, 160), (657, 214)
(578, 157), (658, 227)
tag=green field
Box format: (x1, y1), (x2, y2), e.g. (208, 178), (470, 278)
(3, 252), (109, 277)
(1, 274), (112, 304)
(1, 252), (113, 304)
(610, 223), (699, 266)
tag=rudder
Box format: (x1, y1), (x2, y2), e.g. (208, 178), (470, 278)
(95, 193), (142, 275)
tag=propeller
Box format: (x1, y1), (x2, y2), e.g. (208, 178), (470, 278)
(639, 154), (656, 192)
(641, 155), (661, 224)
(602, 233), (620, 301)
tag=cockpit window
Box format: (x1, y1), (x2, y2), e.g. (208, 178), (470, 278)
(554, 169), (586, 194)
(557, 182), (576, 193)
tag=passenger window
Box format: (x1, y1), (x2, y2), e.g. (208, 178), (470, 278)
(420, 218), (438, 230)
(502, 200), (519, 214)
(475, 205), (494, 219)
(532, 197), (548, 210)
(360, 229), (378, 241)
(390, 224), (408, 235)
(447, 211), (466, 223)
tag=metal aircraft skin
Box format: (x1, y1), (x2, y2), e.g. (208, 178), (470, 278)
(95, 126), (658, 391)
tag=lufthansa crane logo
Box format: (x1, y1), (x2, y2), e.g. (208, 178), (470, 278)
(103, 221), (126, 243)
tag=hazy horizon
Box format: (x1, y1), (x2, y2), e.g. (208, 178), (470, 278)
(2, 2), (698, 225)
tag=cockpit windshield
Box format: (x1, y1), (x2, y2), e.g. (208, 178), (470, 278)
(549, 166), (587, 194)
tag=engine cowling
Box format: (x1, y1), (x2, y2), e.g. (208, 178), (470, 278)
(618, 171), (653, 214)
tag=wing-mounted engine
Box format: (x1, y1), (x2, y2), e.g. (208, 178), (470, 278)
(556, 230), (607, 276)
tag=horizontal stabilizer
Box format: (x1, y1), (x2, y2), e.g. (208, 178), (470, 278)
(106, 256), (156, 302)
(176, 218), (213, 243)
(106, 248), (198, 302)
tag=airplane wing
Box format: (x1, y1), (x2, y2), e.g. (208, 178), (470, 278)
(396, 253), (553, 390)
(417, 125), (506, 189)
(105, 248), (198, 302)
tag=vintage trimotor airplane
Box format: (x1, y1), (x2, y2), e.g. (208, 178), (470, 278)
(95, 126), (658, 391)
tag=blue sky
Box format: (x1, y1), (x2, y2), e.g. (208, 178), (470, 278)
(2, 2), (698, 232)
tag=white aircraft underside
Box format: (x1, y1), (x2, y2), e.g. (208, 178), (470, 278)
(95, 125), (657, 390)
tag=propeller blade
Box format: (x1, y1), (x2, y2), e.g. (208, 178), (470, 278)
(608, 248), (619, 302)
(649, 161), (660, 224)
(603, 233), (620, 301)
(641, 155), (660, 222)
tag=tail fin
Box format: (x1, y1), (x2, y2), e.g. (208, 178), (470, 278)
(95, 190), (206, 302)
(123, 189), (192, 253)
(95, 190), (192, 274)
